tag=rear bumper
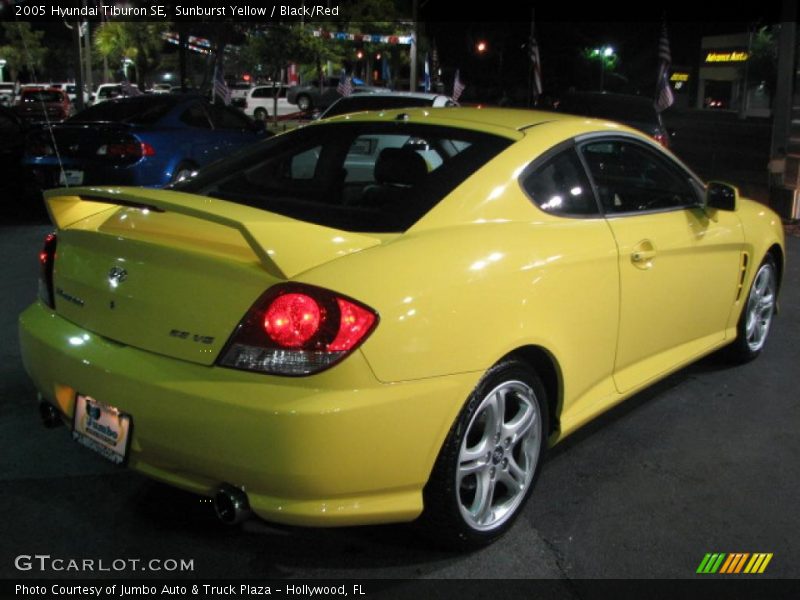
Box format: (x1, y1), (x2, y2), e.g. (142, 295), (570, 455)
(19, 302), (476, 526)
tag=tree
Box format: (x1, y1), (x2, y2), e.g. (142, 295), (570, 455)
(747, 26), (777, 101)
(94, 22), (168, 87)
(0, 22), (47, 82)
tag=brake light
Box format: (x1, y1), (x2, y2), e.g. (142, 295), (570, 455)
(264, 293), (321, 348)
(38, 233), (57, 309)
(97, 141), (155, 159)
(218, 283), (378, 376)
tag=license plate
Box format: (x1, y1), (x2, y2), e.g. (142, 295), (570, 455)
(72, 394), (132, 465)
(58, 170), (84, 186)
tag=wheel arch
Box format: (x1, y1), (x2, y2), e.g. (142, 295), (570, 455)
(502, 345), (563, 442)
(767, 243), (784, 294)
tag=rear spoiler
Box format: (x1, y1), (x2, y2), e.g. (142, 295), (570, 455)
(44, 186), (381, 279)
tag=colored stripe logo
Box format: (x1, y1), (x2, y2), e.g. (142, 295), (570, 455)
(697, 553), (773, 574)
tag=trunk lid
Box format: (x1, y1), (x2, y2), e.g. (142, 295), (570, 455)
(28, 122), (136, 159)
(45, 187), (382, 365)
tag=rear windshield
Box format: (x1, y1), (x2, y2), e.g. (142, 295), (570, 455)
(69, 97), (175, 124)
(22, 91), (62, 103)
(324, 96), (434, 118)
(175, 122), (512, 233)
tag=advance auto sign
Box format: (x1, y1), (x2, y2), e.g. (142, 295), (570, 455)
(704, 50), (749, 63)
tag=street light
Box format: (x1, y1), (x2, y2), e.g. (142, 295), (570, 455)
(588, 45), (616, 91)
(476, 41), (488, 54)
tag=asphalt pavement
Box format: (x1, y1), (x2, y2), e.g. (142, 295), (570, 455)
(1, 205), (798, 583)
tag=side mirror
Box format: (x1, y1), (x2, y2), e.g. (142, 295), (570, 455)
(706, 181), (738, 211)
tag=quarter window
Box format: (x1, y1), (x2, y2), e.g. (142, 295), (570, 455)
(180, 104), (211, 129)
(580, 140), (698, 213)
(522, 148), (598, 216)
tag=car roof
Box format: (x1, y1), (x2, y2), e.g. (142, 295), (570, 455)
(338, 92), (447, 101)
(326, 106), (615, 131)
(319, 107), (659, 148)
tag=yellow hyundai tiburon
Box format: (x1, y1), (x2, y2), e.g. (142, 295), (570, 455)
(19, 108), (784, 548)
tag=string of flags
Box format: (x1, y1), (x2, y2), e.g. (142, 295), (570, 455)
(312, 30), (414, 46)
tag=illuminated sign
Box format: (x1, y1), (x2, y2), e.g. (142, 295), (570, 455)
(670, 72), (690, 82)
(705, 51), (749, 63)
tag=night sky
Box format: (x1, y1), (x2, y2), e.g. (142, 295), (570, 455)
(4, 0), (790, 99)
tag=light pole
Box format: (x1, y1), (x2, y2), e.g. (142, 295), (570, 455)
(590, 46), (616, 91)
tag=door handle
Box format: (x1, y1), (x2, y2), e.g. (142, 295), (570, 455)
(632, 249), (656, 262)
(631, 241), (656, 267)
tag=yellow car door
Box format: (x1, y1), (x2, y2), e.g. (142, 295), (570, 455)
(579, 137), (744, 393)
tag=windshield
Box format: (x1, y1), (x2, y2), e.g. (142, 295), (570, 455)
(69, 97), (176, 124)
(175, 122), (512, 233)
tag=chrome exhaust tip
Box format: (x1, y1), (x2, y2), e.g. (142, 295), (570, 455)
(39, 401), (62, 428)
(213, 484), (251, 525)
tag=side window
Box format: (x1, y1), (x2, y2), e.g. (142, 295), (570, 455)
(580, 140), (698, 213)
(290, 146), (322, 180)
(208, 104), (252, 130)
(521, 148), (598, 216)
(180, 104), (212, 129)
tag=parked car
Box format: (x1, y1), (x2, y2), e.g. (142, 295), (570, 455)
(49, 82), (91, 106)
(319, 92), (457, 119)
(14, 87), (73, 123)
(20, 108), (783, 550)
(229, 82), (252, 108)
(65, 83), (91, 106)
(24, 94), (269, 189)
(150, 83), (173, 95)
(0, 104), (29, 187)
(242, 84), (295, 120)
(93, 83), (141, 105)
(555, 91), (671, 148)
(287, 77), (384, 111)
(0, 82), (18, 107)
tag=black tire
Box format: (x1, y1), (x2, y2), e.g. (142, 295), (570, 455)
(416, 359), (549, 550)
(170, 161), (196, 184)
(253, 107), (268, 121)
(296, 94), (312, 112)
(725, 254), (778, 363)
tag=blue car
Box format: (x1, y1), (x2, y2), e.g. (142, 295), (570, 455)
(24, 94), (270, 189)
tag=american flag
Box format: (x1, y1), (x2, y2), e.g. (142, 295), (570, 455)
(529, 22), (542, 99)
(213, 63), (231, 105)
(337, 74), (353, 96)
(423, 56), (431, 93)
(654, 22), (675, 112)
(452, 69), (465, 102)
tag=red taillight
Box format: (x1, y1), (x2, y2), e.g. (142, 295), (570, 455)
(329, 298), (376, 351)
(97, 141), (155, 160)
(264, 292), (322, 348)
(653, 132), (669, 149)
(38, 233), (57, 309)
(218, 283), (378, 376)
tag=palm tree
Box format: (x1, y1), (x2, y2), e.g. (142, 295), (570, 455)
(94, 22), (168, 87)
